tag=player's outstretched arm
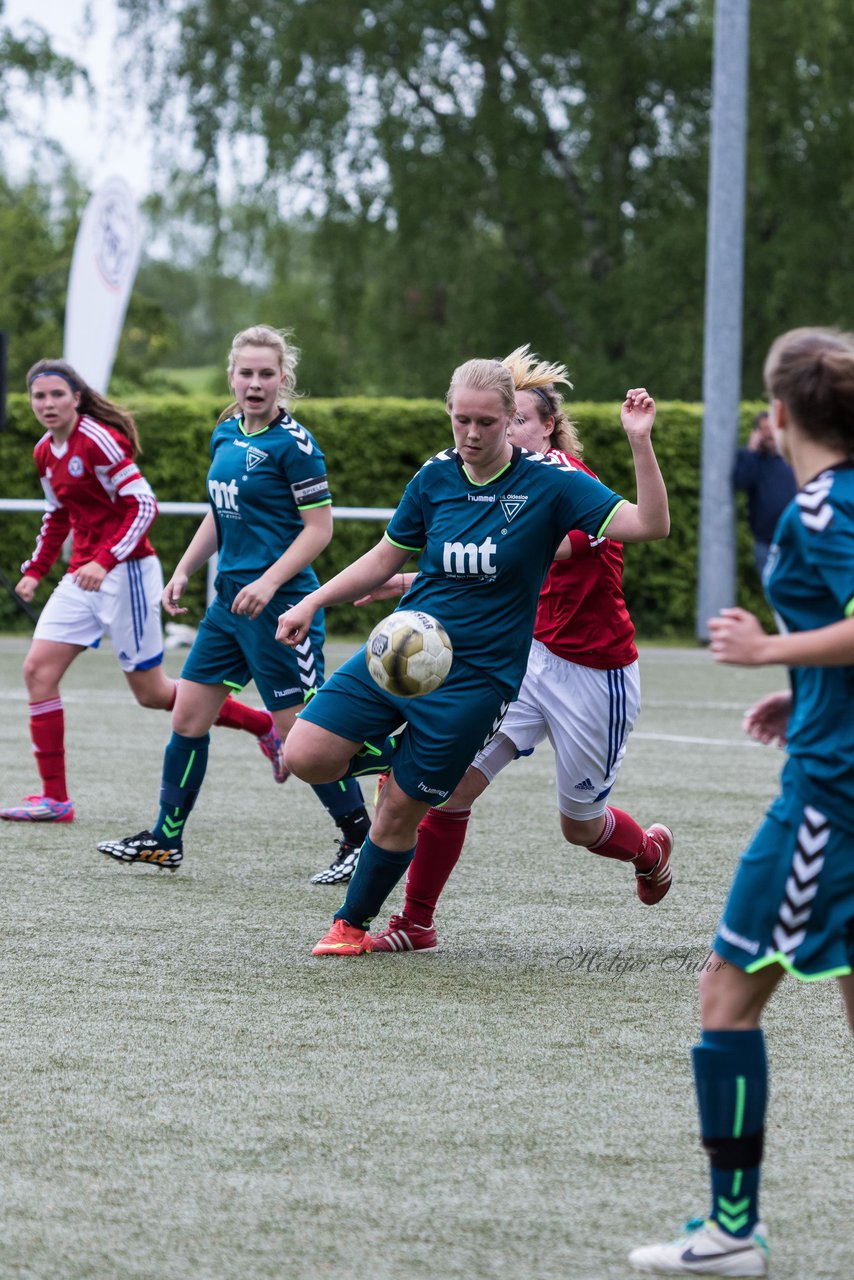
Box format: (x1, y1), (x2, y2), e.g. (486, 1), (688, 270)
(709, 606), (854, 667)
(354, 571), (416, 605)
(277, 538), (412, 645)
(605, 388), (670, 543)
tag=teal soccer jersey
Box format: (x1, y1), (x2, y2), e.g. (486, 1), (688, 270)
(386, 446), (623, 697)
(764, 463), (854, 826)
(207, 411), (331, 591)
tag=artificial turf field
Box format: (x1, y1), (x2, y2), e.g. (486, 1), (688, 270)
(1, 637), (851, 1280)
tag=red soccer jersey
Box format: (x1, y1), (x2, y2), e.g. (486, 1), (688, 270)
(533, 449), (638, 669)
(22, 415), (157, 581)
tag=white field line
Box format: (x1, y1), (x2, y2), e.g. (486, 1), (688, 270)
(632, 731), (760, 749)
(0, 687), (759, 748)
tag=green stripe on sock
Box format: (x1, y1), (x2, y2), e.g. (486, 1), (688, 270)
(733, 1076), (746, 1137)
(179, 750), (197, 789)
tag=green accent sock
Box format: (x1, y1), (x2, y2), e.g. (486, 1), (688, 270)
(152, 732), (210, 848)
(333, 835), (416, 929)
(692, 1028), (767, 1237)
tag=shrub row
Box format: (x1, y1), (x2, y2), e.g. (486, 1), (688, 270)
(0, 393), (767, 638)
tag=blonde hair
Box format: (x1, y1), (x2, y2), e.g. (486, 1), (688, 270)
(764, 327), (854, 454)
(501, 344), (582, 457)
(218, 324), (301, 424)
(26, 358), (142, 455)
(445, 358), (517, 418)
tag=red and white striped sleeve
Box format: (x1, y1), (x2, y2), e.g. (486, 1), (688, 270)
(21, 470), (71, 581)
(79, 417), (158, 570)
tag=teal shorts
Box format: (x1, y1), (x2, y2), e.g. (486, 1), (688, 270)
(297, 646), (509, 804)
(181, 578), (326, 711)
(714, 780), (854, 981)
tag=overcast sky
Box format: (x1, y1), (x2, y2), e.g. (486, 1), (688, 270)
(5, 0), (155, 195)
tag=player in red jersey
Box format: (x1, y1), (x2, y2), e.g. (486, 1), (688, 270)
(370, 345), (673, 953)
(0, 359), (287, 824)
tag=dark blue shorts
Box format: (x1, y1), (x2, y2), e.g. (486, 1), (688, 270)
(714, 782), (854, 981)
(297, 646), (509, 804)
(181, 581), (326, 711)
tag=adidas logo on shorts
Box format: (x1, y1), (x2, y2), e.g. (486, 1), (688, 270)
(574, 778), (596, 792)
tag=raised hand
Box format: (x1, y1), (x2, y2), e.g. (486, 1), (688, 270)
(620, 388), (656, 442)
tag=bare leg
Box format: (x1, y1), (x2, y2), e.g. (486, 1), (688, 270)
(170, 679), (230, 736)
(23, 638), (85, 700)
(699, 953), (785, 1029)
(124, 664), (176, 710)
(839, 971), (854, 1034)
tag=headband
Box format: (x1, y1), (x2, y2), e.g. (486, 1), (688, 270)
(28, 369), (80, 391)
(531, 386), (554, 412)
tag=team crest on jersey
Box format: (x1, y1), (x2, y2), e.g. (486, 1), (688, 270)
(68, 456), (84, 478)
(245, 446), (268, 470)
(500, 495), (528, 523)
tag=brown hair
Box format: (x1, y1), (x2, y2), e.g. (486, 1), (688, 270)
(26, 359), (141, 455)
(217, 324), (301, 424)
(501, 344), (582, 457)
(764, 327), (854, 454)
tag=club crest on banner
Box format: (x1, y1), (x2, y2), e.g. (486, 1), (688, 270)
(64, 176), (143, 394)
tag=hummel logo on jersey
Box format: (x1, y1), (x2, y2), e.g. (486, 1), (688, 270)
(209, 478), (239, 510)
(574, 778), (596, 792)
(500, 496), (528, 523)
(245, 447), (268, 470)
(443, 537), (497, 576)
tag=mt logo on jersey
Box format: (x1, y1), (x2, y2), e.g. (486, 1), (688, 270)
(443, 536), (497, 576)
(209, 478), (239, 511)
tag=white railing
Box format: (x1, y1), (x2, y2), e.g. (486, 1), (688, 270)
(0, 499), (395, 605)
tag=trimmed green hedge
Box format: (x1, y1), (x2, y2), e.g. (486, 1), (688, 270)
(0, 393), (767, 637)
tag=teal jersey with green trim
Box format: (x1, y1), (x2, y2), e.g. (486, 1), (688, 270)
(765, 463), (854, 823)
(206, 410), (331, 591)
(386, 446), (623, 697)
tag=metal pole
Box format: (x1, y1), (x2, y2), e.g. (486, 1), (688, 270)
(696, 0), (751, 640)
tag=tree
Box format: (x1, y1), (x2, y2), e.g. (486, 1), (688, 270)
(118, 0), (853, 397)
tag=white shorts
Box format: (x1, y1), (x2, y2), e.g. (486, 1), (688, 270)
(34, 557), (165, 673)
(473, 638), (640, 820)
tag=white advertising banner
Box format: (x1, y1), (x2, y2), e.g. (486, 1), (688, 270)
(63, 176), (143, 393)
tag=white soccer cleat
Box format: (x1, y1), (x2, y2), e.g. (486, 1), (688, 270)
(629, 1218), (770, 1275)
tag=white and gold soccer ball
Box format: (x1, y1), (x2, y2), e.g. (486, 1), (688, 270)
(365, 609), (453, 698)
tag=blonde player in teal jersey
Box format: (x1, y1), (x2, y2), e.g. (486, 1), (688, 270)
(277, 356), (669, 957)
(630, 328), (854, 1277)
(97, 325), (370, 872)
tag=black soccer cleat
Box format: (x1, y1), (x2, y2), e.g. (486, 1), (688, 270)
(309, 838), (361, 885)
(97, 830), (183, 871)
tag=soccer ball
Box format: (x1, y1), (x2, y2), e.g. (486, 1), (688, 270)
(365, 609), (453, 698)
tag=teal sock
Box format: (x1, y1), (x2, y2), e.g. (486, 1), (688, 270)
(333, 835), (416, 929)
(152, 732), (210, 848)
(311, 777), (365, 819)
(339, 734), (398, 780)
(692, 1028), (767, 1237)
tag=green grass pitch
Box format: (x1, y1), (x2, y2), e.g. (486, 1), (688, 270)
(0, 638), (851, 1280)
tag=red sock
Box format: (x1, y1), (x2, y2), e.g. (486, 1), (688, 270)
(403, 806), (472, 927)
(29, 698), (68, 801)
(587, 806), (656, 872)
(214, 695), (273, 737)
